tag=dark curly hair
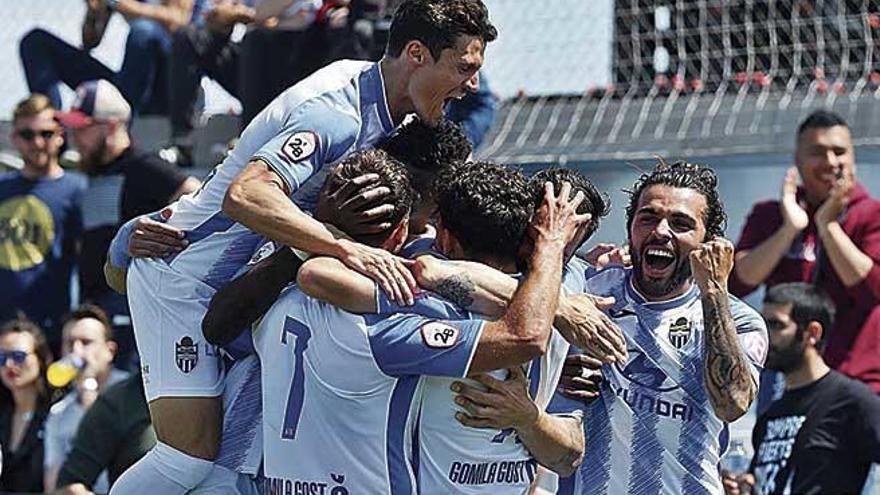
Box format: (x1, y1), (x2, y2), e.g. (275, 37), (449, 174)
(435, 161), (533, 261)
(386, 0), (498, 61)
(328, 149), (413, 246)
(625, 160), (727, 241)
(530, 168), (610, 242)
(380, 118), (472, 202)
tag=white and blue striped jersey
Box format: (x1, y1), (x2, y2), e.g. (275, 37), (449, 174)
(151, 60), (395, 289)
(558, 266), (767, 495)
(252, 286), (484, 495)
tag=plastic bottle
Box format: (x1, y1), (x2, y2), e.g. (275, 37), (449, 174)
(46, 355), (85, 388)
(721, 439), (752, 494)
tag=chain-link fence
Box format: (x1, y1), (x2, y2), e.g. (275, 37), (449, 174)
(479, 0), (880, 163)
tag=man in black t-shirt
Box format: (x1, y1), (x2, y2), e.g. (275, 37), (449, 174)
(723, 282), (880, 495)
(57, 80), (200, 367)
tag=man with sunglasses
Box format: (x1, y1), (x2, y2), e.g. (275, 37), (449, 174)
(0, 94), (86, 350)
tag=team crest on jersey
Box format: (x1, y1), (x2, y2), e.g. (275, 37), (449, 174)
(668, 317), (691, 349)
(175, 336), (199, 373)
(421, 322), (459, 348)
(282, 131), (317, 162)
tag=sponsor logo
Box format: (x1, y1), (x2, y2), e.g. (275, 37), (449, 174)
(421, 322), (459, 348)
(448, 459), (537, 486)
(281, 131), (318, 163)
(668, 316), (691, 349)
(612, 349), (693, 421)
(175, 336), (199, 373)
(0, 195), (55, 271)
(262, 473), (348, 495)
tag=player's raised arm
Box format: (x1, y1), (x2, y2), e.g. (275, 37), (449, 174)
(223, 159), (417, 305)
(468, 183), (588, 372)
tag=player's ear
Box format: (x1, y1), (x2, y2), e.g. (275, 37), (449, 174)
(405, 41), (429, 66)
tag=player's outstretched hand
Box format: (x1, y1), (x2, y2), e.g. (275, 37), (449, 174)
(338, 239), (417, 306)
(557, 353), (604, 403)
(556, 294), (627, 363)
(689, 237), (734, 294)
(315, 169), (396, 236)
(451, 367), (538, 431)
(128, 215), (187, 258)
(530, 181), (591, 249)
(582, 243), (631, 269)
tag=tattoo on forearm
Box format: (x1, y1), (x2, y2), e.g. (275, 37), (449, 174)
(702, 292), (756, 420)
(435, 273), (476, 309)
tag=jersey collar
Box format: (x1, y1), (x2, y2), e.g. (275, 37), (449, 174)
(367, 62), (395, 134)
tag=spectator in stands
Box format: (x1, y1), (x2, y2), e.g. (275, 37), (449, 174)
(239, 0), (358, 126)
(19, 0), (204, 117)
(0, 317), (54, 493)
(1, 95), (86, 348)
(446, 70), (496, 149)
(55, 372), (155, 494)
(57, 80), (199, 368)
(722, 282), (880, 495)
(730, 110), (880, 392)
(43, 305), (128, 492)
(168, 0), (256, 167)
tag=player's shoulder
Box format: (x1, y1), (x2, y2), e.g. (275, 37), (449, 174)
(583, 264), (629, 292)
(727, 294), (766, 333)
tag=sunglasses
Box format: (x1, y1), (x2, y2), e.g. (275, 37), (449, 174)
(16, 129), (58, 141)
(0, 349), (30, 366)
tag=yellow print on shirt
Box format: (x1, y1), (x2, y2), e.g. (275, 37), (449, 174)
(0, 195), (55, 271)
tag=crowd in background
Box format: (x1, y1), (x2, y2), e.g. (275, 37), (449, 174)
(0, 1), (878, 495)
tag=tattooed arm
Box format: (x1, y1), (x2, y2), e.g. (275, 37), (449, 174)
(691, 238), (757, 422)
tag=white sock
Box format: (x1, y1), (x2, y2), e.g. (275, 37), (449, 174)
(110, 441), (214, 494)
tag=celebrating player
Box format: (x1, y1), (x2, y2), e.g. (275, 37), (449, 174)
(110, 1), (497, 493)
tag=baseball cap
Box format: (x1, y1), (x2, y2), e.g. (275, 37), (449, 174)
(56, 79), (131, 129)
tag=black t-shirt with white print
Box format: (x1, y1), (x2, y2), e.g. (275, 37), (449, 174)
(750, 370), (880, 495)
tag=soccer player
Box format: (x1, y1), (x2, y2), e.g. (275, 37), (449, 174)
(111, 1), (498, 493)
(256, 158), (589, 493)
(558, 161), (768, 495)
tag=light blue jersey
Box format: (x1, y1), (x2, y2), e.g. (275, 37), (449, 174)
(559, 266), (767, 495)
(253, 287), (483, 495)
(132, 60), (395, 289)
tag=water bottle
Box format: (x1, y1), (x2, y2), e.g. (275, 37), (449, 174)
(46, 355), (85, 388)
(721, 439), (752, 494)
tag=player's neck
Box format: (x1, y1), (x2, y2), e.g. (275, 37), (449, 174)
(634, 278), (693, 302)
(379, 57), (414, 125)
(783, 353), (831, 390)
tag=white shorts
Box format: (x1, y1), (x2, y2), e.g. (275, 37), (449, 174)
(128, 257), (225, 401)
(189, 465), (260, 495)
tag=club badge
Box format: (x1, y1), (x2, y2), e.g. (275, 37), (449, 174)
(668, 317), (691, 349)
(175, 336), (199, 373)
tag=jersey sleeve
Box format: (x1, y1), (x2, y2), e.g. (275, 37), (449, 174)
(730, 296), (769, 380)
(367, 314), (484, 378)
(376, 290), (471, 320)
(251, 99), (358, 197)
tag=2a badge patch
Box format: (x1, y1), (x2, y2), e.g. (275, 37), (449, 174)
(421, 322), (460, 349)
(281, 131), (317, 162)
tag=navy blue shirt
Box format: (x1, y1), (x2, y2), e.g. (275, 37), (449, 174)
(0, 170), (85, 333)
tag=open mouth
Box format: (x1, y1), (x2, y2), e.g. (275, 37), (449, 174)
(642, 247), (676, 276)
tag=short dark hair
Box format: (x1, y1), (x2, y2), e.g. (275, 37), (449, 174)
(381, 118), (472, 201)
(62, 304), (113, 341)
(435, 161), (533, 261)
(625, 160), (727, 241)
(530, 168), (610, 242)
(764, 283), (836, 346)
(329, 149), (412, 246)
(386, 0), (498, 60)
(797, 109), (849, 138)
(0, 315), (54, 404)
